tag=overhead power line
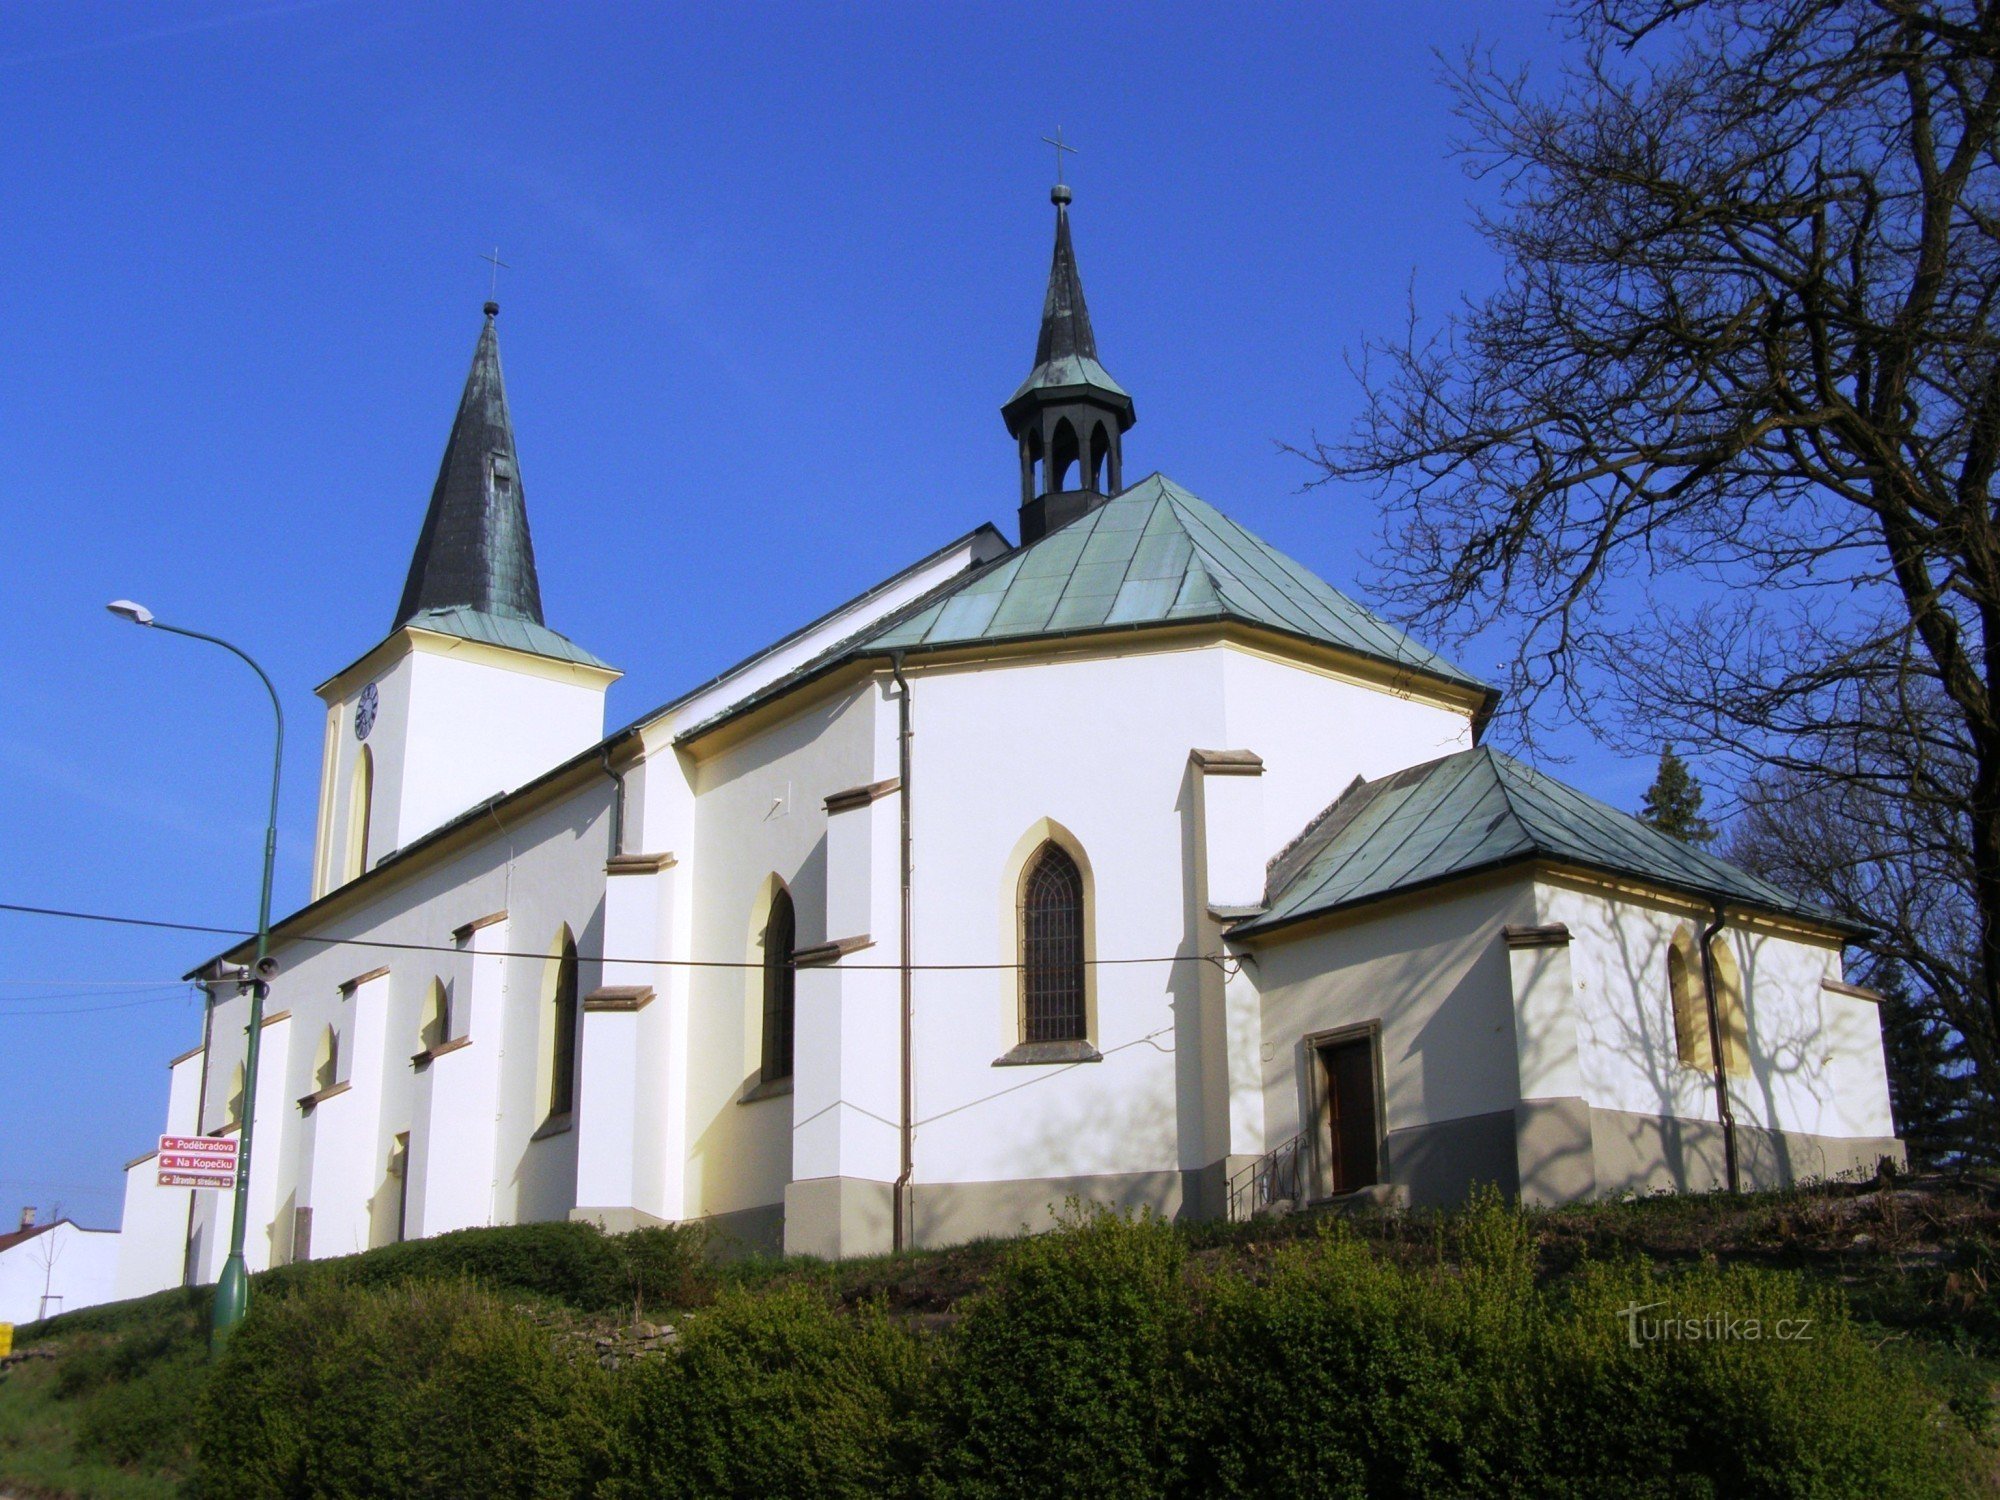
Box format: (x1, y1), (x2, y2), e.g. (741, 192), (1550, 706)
(0, 900), (1240, 975)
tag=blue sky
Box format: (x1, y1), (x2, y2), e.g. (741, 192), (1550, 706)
(0, 1), (1624, 1227)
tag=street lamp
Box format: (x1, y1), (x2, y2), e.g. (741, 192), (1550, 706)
(108, 600), (283, 1352)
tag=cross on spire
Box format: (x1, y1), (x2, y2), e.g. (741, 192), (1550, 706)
(479, 246), (509, 304)
(1042, 127), (1077, 187)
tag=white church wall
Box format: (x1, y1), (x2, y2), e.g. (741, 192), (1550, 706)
(1535, 878), (1893, 1144)
(1252, 878), (1534, 1154)
(1216, 645), (1477, 868)
(394, 644), (609, 849)
(895, 645), (1227, 1206)
(114, 1047), (204, 1300)
(316, 637), (613, 897)
(152, 772), (618, 1279)
(680, 682), (880, 1226)
(318, 649), (414, 895)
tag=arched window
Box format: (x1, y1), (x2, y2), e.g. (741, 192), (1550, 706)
(312, 1025), (339, 1093)
(1049, 417), (1080, 492)
(1710, 939), (1751, 1076)
(1021, 842), (1086, 1043)
(760, 887), (796, 1083)
(548, 930), (579, 1117)
(344, 746), (374, 884)
(1667, 931), (1710, 1071)
(1088, 421), (1111, 491)
(419, 978), (450, 1051)
(225, 1062), (246, 1128)
(1669, 926), (1752, 1076)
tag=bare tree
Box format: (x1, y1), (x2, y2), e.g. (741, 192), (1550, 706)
(27, 1218), (64, 1321)
(1305, 0), (2000, 1144)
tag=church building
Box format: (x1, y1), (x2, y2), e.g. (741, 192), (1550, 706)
(116, 183), (1901, 1289)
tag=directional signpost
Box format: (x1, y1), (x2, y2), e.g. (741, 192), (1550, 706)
(158, 1135), (239, 1191)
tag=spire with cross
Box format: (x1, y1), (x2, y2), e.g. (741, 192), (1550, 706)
(478, 247), (509, 316)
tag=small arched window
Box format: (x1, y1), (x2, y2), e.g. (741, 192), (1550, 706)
(312, 1025), (339, 1093)
(760, 887), (796, 1083)
(1088, 421), (1111, 491)
(548, 931), (579, 1117)
(1669, 926), (1752, 1076)
(1710, 939), (1751, 1076)
(1021, 843), (1086, 1043)
(225, 1062), (246, 1128)
(1667, 932), (1710, 1071)
(419, 978), (450, 1051)
(1049, 417), (1080, 492)
(344, 746), (374, 884)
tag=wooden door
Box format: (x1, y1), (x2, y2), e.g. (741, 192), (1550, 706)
(1321, 1038), (1379, 1195)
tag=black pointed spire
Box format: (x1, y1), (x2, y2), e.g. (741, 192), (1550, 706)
(1003, 185), (1136, 544)
(394, 304), (544, 629)
(1035, 188), (1099, 368)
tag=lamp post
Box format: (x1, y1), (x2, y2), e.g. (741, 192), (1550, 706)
(108, 600), (282, 1351)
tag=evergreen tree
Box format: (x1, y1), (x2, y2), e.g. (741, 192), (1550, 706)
(1638, 745), (1715, 846)
(1871, 960), (1976, 1171)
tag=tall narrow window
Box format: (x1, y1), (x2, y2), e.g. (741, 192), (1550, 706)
(549, 932), (578, 1117)
(1021, 842), (1086, 1043)
(312, 1025), (339, 1093)
(1669, 927), (1752, 1076)
(419, 978), (450, 1052)
(389, 1132), (411, 1243)
(1668, 933), (1712, 1071)
(344, 746), (374, 883)
(760, 887), (796, 1082)
(1710, 940), (1752, 1076)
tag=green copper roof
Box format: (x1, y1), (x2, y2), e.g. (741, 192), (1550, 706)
(864, 473), (1485, 689)
(403, 604), (612, 670)
(1235, 746), (1835, 937)
(1008, 353), (1132, 406)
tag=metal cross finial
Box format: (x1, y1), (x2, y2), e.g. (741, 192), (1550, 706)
(479, 246), (510, 301)
(1042, 127), (1078, 186)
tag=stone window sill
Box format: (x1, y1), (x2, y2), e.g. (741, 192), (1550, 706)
(738, 1075), (794, 1104)
(297, 1081), (351, 1114)
(411, 1035), (473, 1070)
(992, 1040), (1103, 1067)
(530, 1111), (574, 1142)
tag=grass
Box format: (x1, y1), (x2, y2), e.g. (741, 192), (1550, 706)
(3, 1172), (1996, 1497)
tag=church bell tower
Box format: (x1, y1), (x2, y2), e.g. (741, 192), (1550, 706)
(1002, 181), (1136, 543)
(310, 302), (619, 896)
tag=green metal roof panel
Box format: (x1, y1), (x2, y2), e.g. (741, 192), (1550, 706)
(1238, 747), (1831, 935)
(405, 605), (613, 670)
(1009, 353), (1133, 405)
(863, 473), (1486, 691)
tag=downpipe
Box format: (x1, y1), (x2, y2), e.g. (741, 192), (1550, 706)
(890, 653), (914, 1253)
(1697, 901), (1740, 1194)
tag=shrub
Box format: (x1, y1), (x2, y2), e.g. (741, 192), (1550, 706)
(74, 1345), (208, 1471)
(193, 1278), (607, 1500)
(622, 1222), (711, 1317)
(927, 1205), (1193, 1499)
(604, 1282), (924, 1499)
(255, 1218), (712, 1316)
(1186, 1196), (1980, 1500)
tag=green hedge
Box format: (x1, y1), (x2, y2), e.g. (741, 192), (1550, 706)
(257, 1218), (708, 1316)
(195, 1279), (609, 1500)
(180, 1204), (1978, 1500)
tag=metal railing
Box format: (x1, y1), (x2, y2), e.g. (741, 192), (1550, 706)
(1226, 1130), (1311, 1223)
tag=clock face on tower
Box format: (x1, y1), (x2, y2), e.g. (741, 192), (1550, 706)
(355, 682), (379, 742)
